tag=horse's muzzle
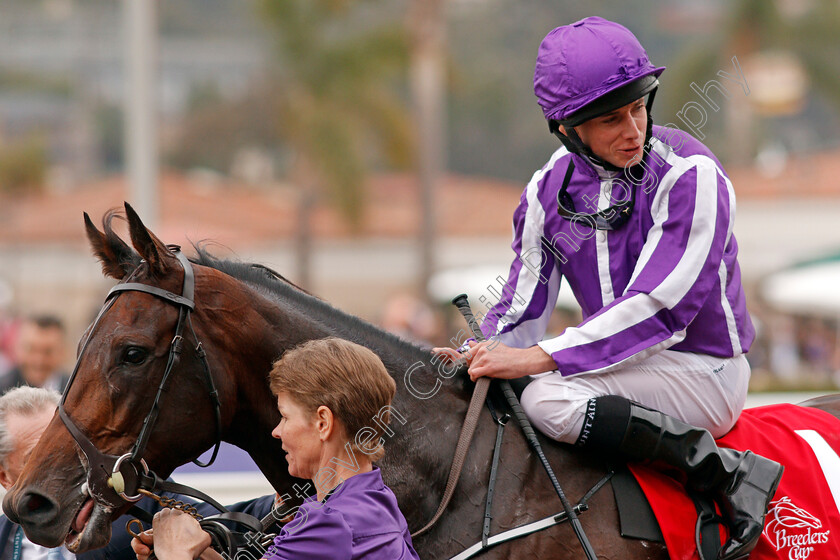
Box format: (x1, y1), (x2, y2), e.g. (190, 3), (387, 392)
(2, 487), (66, 547)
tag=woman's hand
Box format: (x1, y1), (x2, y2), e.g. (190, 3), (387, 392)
(130, 529), (154, 560)
(465, 341), (556, 381)
(151, 509), (212, 560)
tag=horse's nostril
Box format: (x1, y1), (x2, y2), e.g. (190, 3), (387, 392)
(19, 490), (59, 524)
(25, 492), (48, 512)
(5, 489), (67, 548)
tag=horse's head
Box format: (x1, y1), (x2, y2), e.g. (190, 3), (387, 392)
(2, 204), (236, 551)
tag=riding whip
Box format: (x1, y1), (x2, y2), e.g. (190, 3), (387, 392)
(451, 294), (597, 560)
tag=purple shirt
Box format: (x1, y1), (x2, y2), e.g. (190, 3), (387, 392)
(264, 467), (419, 560)
(481, 126), (754, 376)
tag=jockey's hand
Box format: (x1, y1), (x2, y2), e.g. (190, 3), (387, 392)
(467, 341), (556, 381)
(431, 346), (470, 367)
(152, 508), (211, 560)
(130, 529), (154, 560)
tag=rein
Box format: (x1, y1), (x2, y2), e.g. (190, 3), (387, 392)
(58, 247), (222, 509)
(415, 295), (603, 560)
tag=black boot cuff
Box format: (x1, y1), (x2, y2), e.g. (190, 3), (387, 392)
(575, 395), (632, 451)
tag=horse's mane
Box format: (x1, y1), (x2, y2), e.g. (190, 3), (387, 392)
(96, 209), (434, 367)
(190, 244), (434, 366)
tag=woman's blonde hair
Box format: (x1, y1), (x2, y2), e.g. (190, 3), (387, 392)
(269, 337), (397, 461)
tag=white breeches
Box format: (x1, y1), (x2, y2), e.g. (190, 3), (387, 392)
(520, 350), (751, 444)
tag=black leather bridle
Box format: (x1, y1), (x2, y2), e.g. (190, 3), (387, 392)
(58, 246), (222, 509)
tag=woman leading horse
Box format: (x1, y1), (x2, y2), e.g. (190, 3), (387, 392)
(3, 205), (839, 560)
(131, 337), (420, 560)
(2, 204), (669, 559)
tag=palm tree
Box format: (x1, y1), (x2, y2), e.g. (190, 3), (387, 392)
(408, 0), (446, 302)
(660, 0), (840, 165)
(258, 0), (414, 288)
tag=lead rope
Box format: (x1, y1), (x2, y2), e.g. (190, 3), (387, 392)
(125, 487), (271, 560)
(125, 489), (204, 560)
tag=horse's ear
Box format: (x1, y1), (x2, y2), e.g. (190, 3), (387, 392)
(84, 212), (137, 280)
(124, 202), (176, 277)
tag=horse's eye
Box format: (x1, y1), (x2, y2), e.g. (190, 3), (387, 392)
(123, 347), (148, 365)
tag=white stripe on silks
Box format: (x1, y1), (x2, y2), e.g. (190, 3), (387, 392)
(540, 289), (668, 354)
(650, 158), (718, 306)
(624, 146), (688, 288)
(681, 153), (741, 356)
(795, 430), (840, 516)
(499, 269), (562, 348)
(717, 168), (741, 355)
(539, 328), (687, 376)
(722, 168), (736, 247)
(596, 178), (615, 306)
(494, 147), (567, 337)
(540, 151), (720, 356)
(718, 260), (741, 355)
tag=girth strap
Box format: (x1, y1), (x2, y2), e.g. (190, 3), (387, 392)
(482, 401), (509, 547)
(449, 471), (613, 560)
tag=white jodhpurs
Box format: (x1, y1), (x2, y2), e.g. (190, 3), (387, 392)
(519, 350), (751, 444)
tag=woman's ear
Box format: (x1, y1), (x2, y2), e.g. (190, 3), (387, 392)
(316, 406), (335, 442)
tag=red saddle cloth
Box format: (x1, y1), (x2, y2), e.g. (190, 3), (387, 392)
(628, 404), (840, 560)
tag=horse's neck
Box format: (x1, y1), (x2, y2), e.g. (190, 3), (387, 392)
(197, 284), (328, 492)
(200, 275), (468, 506)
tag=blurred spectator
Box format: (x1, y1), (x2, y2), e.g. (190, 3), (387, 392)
(0, 387), (74, 559)
(380, 293), (441, 345)
(0, 315), (69, 394)
(799, 318), (833, 374)
(0, 282), (16, 379)
(768, 315), (800, 381)
(0, 386), (275, 560)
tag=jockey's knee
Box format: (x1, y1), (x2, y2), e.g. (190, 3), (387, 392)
(520, 378), (591, 444)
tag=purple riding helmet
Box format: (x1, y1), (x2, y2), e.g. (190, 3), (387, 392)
(534, 16), (666, 171)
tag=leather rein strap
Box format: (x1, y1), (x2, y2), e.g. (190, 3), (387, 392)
(412, 294), (494, 538)
(411, 373), (490, 538)
(58, 248), (222, 508)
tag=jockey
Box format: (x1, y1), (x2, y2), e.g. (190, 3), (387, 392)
(435, 16), (781, 560)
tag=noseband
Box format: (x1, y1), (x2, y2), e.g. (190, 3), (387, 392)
(58, 247), (222, 508)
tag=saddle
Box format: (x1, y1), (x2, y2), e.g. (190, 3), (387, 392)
(621, 404), (840, 560)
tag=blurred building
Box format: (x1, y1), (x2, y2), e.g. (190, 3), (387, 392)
(0, 0), (266, 186)
(0, 171), (523, 341)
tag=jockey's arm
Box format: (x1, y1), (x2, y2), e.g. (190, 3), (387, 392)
(433, 341), (556, 381)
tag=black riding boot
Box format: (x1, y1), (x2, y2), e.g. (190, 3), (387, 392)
(576, 395), (783, 560)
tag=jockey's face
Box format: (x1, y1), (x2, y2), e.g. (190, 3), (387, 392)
(563, 97), (647, 169)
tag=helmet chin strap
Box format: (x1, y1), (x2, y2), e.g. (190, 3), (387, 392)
(551, 88), (658, 177)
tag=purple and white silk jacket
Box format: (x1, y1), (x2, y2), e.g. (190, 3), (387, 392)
(480, 125), (754, 376)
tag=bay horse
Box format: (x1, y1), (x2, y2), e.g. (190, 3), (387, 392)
(3, 204), (839, 559)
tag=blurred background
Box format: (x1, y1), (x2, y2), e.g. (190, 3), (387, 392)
(1, 0), (840, 499)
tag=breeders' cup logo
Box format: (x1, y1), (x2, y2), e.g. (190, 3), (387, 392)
(763, 497), (830, 559)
